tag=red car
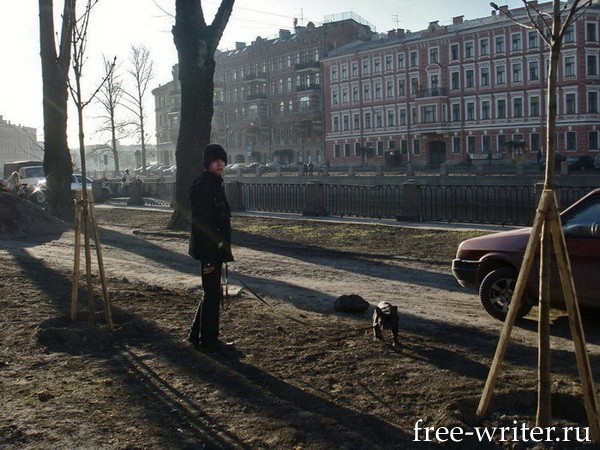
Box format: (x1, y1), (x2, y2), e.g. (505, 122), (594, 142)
(452, 188), (600, 320)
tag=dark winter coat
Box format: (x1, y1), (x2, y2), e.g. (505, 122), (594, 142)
(188, 171), (234, 265)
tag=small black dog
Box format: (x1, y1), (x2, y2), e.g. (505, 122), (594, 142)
(373, 301), (400, 346)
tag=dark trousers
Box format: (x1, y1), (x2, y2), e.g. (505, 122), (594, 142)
(188, 263), (223, 344)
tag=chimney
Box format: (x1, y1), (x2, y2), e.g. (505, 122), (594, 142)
(387, 29), (396, 38)
(396, 28), (405, 37)
(499, 5), (509, 14)
(453, 16), (464, 25)
(235, 42), (246, 50)
(279, 29), (291, 39)
(492, 10), (496, 16)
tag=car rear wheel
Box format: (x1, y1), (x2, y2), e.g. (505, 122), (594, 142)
(479, 266), (533, 321)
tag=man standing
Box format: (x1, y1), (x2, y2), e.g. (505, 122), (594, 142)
(121, 169), (133, 195)
(187, 144), (234, 352)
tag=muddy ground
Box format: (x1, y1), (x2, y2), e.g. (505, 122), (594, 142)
(2, 199), (600, 449)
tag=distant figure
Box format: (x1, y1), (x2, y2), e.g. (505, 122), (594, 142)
(7, 171), (20, 194)
(307, 161), (314, 176)
(121, 169), (133, 195)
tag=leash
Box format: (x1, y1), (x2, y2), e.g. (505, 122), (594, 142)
(221, 263), (230, 310)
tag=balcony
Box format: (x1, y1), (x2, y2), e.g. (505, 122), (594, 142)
(296, 83), (321, 92)
(244, 72), (268, 81)
(416, 87), (448, 98)
(246, 93), (267, 101)
(295, 61), (320, 71)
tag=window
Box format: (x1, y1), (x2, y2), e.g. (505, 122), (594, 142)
(352, 143), (359, 157)
(512, 63), (522, 82)
(565, 56), (576, 77)
(497, 99), (507, 119)
(481, 100), (491, 119)
(331, 66), (338, 80)
(401, 139), (408, 154)
(530, 96), (540, 116)
(529, 60), (539, 81)
(410, 51), (418, 67)
(332, 89), (338, 105)
(362, 60), (370, 75)
(495, 36), (505, 53)
(343, 115), (350, 131)
(589, 91), (599, 113)
(564, 25), (575, 43)
(467, 136), (476, 153)
(375, 82), (382, 99)
(528, 31), (539, 49)
(398, 79), (406, 96)
(353, 113), (360, 129)
(589, 131), (599, 150)
(386, 81), (394, 98)
(498, 134), (507, 153)
(565, 93), (576, 114)
(385, 56), (393, 71)
(287, 77), (292, 91)
(496, 65), (506, 84)
(345, 143), (351, 157)
(341, 65), (348, 79)
(429, 47), (439, 64)
(399, 108), (407, 125)
(450, 44), (459, 61)
(588, 54), (599, 76)
(452, 136), (461, 153)
(397, 53), (405, 69)
(465, 69), (475, 88)
(480, 38), (490, 56)
(452, 103), (461, 122)
(342, 88), (348, 103)
(363, 84), (371, 100)
(387, 109), (395, 127)
(513, 98), (523, 117)
(566, 131), (576, 150)
(374, 58), (381, 73)
(511, 33), (522, 51)
(365, 112), (371, 128)
(482, 135), (491, 153)
(465, 41), (474, 58)
(451, 72), (460, 90)
(299, 96), (310, 112)
(531, 133), (540, 152)
(421, 105), (436, 123)
(430, 74), (439, 90)
(376, 141), (384, 156)
(410, 77), (419, 95)
(413, 139), (420, 155)
(352, 62), (358, 77)
(466, 101), (475, 120)
(333, 116), (339, 132)
(334, 144), (340, 158)
(375, 111), (383, 128)
(587, 22), (598, 42)
(480, 67), (490, 86)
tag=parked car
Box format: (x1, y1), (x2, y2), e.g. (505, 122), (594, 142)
(538, 153), (566, 171)
(226, 163), (247, 172)
(162, 164), (176, 175)
(566, 155), (595, 171)
(452, 188), (600, 321)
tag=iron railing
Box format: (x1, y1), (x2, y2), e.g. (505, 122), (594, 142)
(323, 184), (404, 218)
(241, 183), (306, 213)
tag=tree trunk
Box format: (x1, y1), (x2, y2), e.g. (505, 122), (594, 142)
(168, 0), (234, 230)
(110, 115), (120, 175)
(39, 0), (75, 221)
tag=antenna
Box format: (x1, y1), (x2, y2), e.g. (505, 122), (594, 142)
(392, 14), (399, 29)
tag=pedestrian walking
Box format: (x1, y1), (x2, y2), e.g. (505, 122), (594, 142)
(186, 144), (234, 352)
(121, 169), (133, 195)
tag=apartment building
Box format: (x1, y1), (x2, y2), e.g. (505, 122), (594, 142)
(323, 1), (600, 167)
(153, 14), (373, 166)
(0, 115), (40, 167)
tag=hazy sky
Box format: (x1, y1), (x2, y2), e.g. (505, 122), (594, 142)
(1, 0), (523, 149)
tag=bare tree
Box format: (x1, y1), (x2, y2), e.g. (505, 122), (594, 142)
(96, 55), (124, 176)
(168, 0), (235, 230)
(39, 0), (76, 220)
(123, 45), (154, 175)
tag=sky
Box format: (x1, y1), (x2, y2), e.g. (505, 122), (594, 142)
(1, 0), (524, 150)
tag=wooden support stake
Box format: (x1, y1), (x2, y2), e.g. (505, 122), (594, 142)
(550, 213), (600, 440)
(477, 190), (551, 417)
(81, 191), (96, 326)
(88, 195), (114, 330)
(71, 192), (83, 320)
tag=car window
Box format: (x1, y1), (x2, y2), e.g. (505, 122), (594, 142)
(563, 197), (600, 239)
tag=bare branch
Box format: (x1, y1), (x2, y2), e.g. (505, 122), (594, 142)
(209, 0), (235, 50)
(558, 0), (592, 40)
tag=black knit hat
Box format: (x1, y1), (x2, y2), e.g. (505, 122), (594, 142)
(203, 144), (227, 169)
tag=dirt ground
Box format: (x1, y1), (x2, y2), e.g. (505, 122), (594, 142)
(2, 196), (600, 449)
